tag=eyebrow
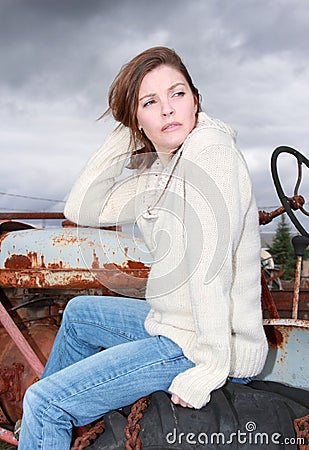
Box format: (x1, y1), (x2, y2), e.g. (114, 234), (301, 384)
(139, 82), (186, 102)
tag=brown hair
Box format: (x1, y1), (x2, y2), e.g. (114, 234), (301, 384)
(103, 46), (201, 170)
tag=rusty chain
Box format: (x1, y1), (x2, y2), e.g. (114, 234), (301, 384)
(293, 414), (309, 450)
(70, 395), (151, 450)
(124, 395), (151, 450)
(70, 419), (105, 450)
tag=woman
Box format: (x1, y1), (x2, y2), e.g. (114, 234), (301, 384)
(19, 46), (268, 449)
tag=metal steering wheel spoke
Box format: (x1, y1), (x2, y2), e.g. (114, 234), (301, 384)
(271, 146), (309, 237)
(294, 162), (309, 216)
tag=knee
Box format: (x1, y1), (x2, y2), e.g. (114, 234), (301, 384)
(22, 379), (67, 429)
(62, 295), (89, 321)
(23, 381), (45, 417)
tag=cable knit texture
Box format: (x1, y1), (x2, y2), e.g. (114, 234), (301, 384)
(65, 112), (269, 409)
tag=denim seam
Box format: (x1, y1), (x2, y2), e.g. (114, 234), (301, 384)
(39, 353), (188, 447)
(58, 321), (140, 369)
(45, 354), (186, 407)
(69, 320), (143, 342)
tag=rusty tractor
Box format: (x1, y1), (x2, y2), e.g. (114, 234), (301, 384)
(0, 146), (308, 448)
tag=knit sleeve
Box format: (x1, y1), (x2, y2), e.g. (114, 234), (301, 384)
(169, 140), (257, 409)
(64, 125), (138, 227)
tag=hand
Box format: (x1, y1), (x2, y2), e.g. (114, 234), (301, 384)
(171, 393), (193, 408)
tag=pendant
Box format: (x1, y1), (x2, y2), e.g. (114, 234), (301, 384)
(142, 208), (158, 220)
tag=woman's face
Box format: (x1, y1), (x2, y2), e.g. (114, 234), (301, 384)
(136, 65), (198, 164)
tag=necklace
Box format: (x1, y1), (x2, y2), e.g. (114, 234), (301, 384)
(142, 147), (183, 220)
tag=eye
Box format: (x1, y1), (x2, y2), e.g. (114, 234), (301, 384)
(172, 91), (185, 98)
(143, 99), (156, 108)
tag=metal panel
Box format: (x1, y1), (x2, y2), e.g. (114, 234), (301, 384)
(259, 319), (309, 390)
(0, 228), (152, 295)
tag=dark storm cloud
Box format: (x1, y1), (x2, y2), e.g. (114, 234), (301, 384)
(0, 0), (308, 232)
(0, 0), (112, 93)
(210, 0), (309, 56)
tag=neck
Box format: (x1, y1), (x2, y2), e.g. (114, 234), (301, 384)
(156, 146), (181, 168)
(157, 153), (172, 168)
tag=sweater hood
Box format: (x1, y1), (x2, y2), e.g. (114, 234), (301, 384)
(196, 111), (237, 141)
(112, 111), (237, 156)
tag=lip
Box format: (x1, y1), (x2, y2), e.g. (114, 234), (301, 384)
(161, 122), (181, 132)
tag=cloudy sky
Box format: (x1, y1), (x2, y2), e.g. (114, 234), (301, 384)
(0, 0), (308, 233)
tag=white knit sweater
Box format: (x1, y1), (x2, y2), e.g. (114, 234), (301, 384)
(65, 112), (268, 409)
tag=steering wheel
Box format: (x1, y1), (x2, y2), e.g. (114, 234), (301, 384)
(271, 146), (308, 238)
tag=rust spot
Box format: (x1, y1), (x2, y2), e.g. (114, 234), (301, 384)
(0, 265), (149, 295)
(52, 233), (87, 246)
(28, 251), (38, 267)
(103, 261), (149, 278)
(264, 325), (292, 350)
(265, 326), (284, 349)
(0, 231), (10, 244)
(47, 262), (63, 269)
(0, 257), (150, 298)
(4, 255), (31, 269)
(102, 263), (116, 270)
(126, 260), (147, 270)
(92, 250), (100, 269)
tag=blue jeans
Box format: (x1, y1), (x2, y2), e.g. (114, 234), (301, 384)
(18, 295), (252, 450)
(18, 296), (195, 450)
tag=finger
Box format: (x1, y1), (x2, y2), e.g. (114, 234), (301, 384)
(171, 394), (180, 404)
(179, 399), (193, 408)
(171, 394), (193, 408)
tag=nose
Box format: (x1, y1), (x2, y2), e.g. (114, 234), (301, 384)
(161, 99), (175, 116)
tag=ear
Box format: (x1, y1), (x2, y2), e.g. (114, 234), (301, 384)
(194, 96), (199, 114)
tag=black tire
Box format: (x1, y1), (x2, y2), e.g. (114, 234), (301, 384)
(88, 381), (309, 449)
